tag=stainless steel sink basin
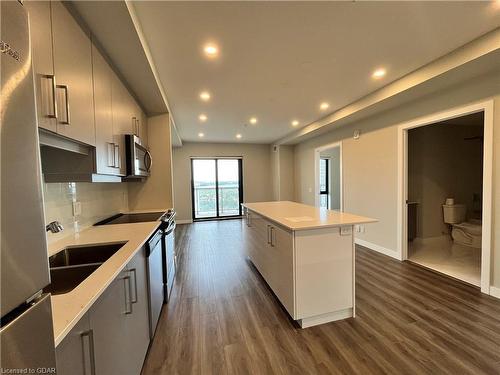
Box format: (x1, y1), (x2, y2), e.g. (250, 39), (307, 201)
(48, 243), (126, 268)
(44, 242), (126, 295)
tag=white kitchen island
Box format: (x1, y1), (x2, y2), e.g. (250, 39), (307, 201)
(242, 201), (376, 328)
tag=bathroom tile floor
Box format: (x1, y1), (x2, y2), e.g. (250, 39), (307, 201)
(408, 235), (481, 287)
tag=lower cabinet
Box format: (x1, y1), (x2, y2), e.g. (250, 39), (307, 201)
(244, 210), (295, 317)
(55, 248), (150, 375)
(55, 313), (91, 375)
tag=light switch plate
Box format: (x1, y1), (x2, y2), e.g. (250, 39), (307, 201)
(73, 201), (82, 216)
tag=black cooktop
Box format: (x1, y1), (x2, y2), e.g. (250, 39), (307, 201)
(94, 212), (165, 226)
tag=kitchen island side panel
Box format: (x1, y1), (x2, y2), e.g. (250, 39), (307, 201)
(294, 227), (354, 319)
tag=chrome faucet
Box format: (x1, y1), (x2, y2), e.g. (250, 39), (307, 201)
(46, 221), (64, 233)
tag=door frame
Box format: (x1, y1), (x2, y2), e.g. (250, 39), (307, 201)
(314, 141), (343, 211)
(190, 157), (244, 221)
(397, 100), (494, 294)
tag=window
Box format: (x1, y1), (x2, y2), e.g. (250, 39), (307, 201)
(191, 158), (243, 220)
(319, 158), (329, 209)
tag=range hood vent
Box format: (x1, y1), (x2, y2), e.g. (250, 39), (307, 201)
(39, 129), (122, 183)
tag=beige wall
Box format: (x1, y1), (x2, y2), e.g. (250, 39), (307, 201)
(278, 145), (295, 201)
(43, 182), (129, 244)
(293, 70), (500, 287)
(128, 114), (174, 210)
(172, 142), (273, 222)
(408, 122), (483, 239)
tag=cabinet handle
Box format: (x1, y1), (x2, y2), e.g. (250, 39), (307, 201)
(114, 144), (120, 168)
(136, 118), (140, 137)
(270, 226), (275, 247)
(246, 212), (251, 227)
(42, 74), (57, 119)
(81, 329), (96, 375)
(123, 275), (133, 314)
(267, 225), (271, 245)
(56, 84), (70, 125)
(129, 268), (138, 304)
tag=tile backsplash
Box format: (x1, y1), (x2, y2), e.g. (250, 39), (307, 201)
(43, 182), (129, 244)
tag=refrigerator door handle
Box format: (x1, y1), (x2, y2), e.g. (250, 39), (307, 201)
(81, 329), (96, 375)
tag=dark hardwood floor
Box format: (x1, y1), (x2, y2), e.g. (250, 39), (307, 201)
(142, 219), (500, 375)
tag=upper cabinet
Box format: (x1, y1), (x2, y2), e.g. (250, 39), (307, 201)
(92, 44), (119, 175)
(27, 1), (95, 146)
(25, 1), (57, 133)
(27, 1), (149, 176)
(51, 1), (95, 145)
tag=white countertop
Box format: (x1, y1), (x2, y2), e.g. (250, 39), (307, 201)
(48, 221), (160, 347)
(242, 201), (377, 230)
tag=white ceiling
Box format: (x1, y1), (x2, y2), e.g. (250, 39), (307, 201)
(132, 1), (500, 144)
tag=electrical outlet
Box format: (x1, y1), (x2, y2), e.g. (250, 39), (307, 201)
(340, 226), (352, 236)
(360, 225), (366, 233)
(72, 201), (82, 216)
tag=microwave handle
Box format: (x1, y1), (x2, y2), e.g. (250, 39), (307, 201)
(144, 150), (152, 172)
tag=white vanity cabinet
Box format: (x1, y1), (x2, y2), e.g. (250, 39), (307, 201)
(243, 202), (375, 328)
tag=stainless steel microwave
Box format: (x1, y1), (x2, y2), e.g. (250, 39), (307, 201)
(125, 134), (152, 178)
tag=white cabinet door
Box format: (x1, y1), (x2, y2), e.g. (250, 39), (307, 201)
(92, 44), (118, 175)
(89, 270), (131, 375)
(51, 1), (95, 145)
(55, 313), (91, 375)
(25, 1), (57, 132)
(269, 223), (295, 317)
(111, 75), (132, 175)
(140, 110), (148, 147)
(124, 248), (150, 375)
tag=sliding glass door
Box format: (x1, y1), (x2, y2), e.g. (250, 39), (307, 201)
(191, 158), (243, 220)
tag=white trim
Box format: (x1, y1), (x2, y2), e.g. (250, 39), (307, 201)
(355, 238), (401, 261)
(397, 99), (494, 295)
(490, 286), (500, 300)
(176, 219), (193, 224)
(314, 141), (343, 211)
(298, 308), (353, 328)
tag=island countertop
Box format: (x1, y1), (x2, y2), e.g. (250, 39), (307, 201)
(242, 201), (377, 231)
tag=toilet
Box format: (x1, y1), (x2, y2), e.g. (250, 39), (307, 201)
(442, 203), (482, 248)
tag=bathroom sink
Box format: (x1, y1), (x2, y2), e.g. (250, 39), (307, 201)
(44, 242), (126, 295)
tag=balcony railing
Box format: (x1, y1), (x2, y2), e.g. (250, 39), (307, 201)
(194, 185), (240, 218)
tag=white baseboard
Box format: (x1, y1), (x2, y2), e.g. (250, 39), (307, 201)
(298, 308), (353, 328)
(176, 219), (193, 224)
(490, 286), (500, 299)
(355, 238), (401, 260)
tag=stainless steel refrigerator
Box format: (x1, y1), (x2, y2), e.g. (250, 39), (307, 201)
(1, 1), (56, 372)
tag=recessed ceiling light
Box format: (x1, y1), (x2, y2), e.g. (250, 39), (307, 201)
(199, 91), (211, 101)
(198, 132), (204, 138)
(198, 114), (207, 122)
(372, 68), (386, 79)
(249, 117), (258, 125)
(320, 102), (330, 111)
(291, 120), (299, 127)
(236, 134), (242, 139)
(203, 43), (218, 58)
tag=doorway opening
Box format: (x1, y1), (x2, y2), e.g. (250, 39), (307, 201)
(315, 142), (342, 210)
(191, 158), (243, 220)
(407, 112), (484, 286)
(398, 100), (494, 294)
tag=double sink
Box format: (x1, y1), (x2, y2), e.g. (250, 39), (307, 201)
(44, 242), (126, 295)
